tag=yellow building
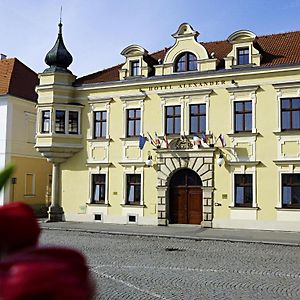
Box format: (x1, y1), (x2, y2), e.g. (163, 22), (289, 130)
(0, 56), (52, 215)
(36, 22), (300, 231)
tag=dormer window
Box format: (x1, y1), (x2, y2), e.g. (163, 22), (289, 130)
(175, 52), (197, 72)
(237, 47), (249, 65)
(130, 60), (140, 76)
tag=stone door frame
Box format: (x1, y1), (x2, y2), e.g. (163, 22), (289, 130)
(156, 148), (215, 227)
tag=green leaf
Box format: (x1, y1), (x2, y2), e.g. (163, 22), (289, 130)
(0, 164), (14, 191)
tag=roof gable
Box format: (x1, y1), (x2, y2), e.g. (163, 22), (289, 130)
(75, 30), (300, 85)
(0, 58), (38, 102)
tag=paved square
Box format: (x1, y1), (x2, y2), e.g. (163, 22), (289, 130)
(41, 230), (300, 299)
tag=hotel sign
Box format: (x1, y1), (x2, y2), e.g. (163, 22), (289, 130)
(148, 80), (227, 91)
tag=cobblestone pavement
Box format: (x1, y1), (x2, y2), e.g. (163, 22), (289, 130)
(41, 230), (300, 300)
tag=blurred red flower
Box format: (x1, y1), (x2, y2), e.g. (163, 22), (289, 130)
(0, 202), (40, 256)
(0, 247), (94, 300)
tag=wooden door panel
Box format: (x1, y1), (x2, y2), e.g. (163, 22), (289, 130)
(188, 188), (202, 224)
(170, 187), (187, 224)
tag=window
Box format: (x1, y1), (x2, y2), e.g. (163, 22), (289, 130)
(68, 111), (79, 134)
(130, 60), (139, 76)
(92, 174), (106, 204)
(234, 101), (252, 132)
(175, 52), (197, 72)
(237, 48), (249, 65)
(25, 173), (35, 196)
(55, 110), (65, 133)
(234, 174), (252, 207)
(281, 98), (300, 131)
(94, 111), (107, 138)
(189, 104), (206, 134)
(126, 174), (141, 205)
(127, 109), (140, 137)
(165, 105), (181, 135)
(282, 174), (300, 208)
(42, 110), (50, 133)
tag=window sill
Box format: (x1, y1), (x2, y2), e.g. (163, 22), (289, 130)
(273, 130), (300, 136)
(86, 203), (110, 207)
(231, 63), (255, 69)
(37, 133), (83, 138)
(24, 194), (36, 198)
(229, 206), (260, 210)
(120, 137), (140, 142)
(87, 137), (111, 142)
(275, 207), (300, 211)
(121, 204), (145, 208)
(227, 132), (259, 138)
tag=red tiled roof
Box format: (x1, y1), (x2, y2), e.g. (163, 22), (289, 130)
(0, 58), (38, 102)
(75, 30), (300, 85)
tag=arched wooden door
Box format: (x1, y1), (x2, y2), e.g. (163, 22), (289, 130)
(169, 168), (202, 224)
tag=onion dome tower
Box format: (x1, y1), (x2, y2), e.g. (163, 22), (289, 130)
(44, 21), (73, 73)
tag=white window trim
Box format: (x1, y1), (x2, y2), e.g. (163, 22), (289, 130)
(229, 94), (257, 134)
(89, 170), (109, 205)
(235, 45), (252, 65)
(123, 170), (143, 206)
(186, 96), (210, 135)
(120, 93), (146, 138)
(88, 97), (112, 140)
(231, 168), (257, 208)
(277, 169), (300, 209)
(273, 83), (300, 133)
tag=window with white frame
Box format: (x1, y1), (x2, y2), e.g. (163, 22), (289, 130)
(281, 98), (300, 131)
(165, 105), (181, 135)
(281, 174), (300, 209)
(93, 111), (107, 138)
(41, 110), (51, 133)
(126, 108), (141, 137)
(126, 174), (141, 205)
(91, 174), (106, 204)
(234, 101), (252, 132)
(234, 174), (253, 207)
(68, 111), (79, 134)
(189, 103), (206, 134)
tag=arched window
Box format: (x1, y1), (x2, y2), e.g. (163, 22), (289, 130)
(174, 52), (197, 72)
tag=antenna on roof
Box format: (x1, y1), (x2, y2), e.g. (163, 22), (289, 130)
(59, 6), (62, 24)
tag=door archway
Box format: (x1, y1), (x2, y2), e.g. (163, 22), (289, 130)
(169, 168), (203, 224)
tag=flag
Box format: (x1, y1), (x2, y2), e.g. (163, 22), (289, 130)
(147, 132), (155, 147)
(139, 135), (146, 150)
(193, 135), (201, 148)
(201, 133), (207, 144)
(163, 134), (169, 148)
(155, 132), (161, 148)
(219, 133), (226, 147)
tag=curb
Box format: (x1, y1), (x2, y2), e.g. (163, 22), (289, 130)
(40, 226), (300, 247)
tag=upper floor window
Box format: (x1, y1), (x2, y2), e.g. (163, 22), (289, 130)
(94, 111), (107, 138)
(234, 101), (252, 132)
(165, 105), (181, 135)
(42, 110), (50, 133)
(234, 174), (252, 207)
(282, 174), (300, 208)
(68, 111), (79, 134)
(189, 104), (206, 134)
(281, 98), (300, 131)
(174, 52), (197, 72)
(92, 174), (106, 204)
(130, 60), (140, 76)
(55, 110), (65, 134)
(126, 174), (141, 205)
(127, 108), (140, 137)
(237, 47), (249, 65)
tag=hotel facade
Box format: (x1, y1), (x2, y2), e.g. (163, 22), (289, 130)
(36, 23), (300, 231)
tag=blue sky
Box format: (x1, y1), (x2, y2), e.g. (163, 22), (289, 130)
(1, 0), (300, 77)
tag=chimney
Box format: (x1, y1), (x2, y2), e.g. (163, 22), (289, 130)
(0, 53), (7, 60)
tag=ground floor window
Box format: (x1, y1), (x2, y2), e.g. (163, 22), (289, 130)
(92, 174), (106, 204)
(234, 174), (252, 207)
(282, 174), (300, 208)
(126, 174), (141, 205)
